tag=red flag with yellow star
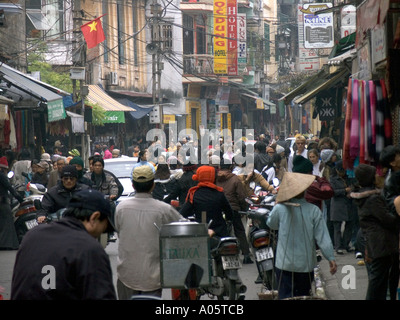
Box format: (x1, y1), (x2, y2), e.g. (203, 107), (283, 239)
(80, 16), (105, 49)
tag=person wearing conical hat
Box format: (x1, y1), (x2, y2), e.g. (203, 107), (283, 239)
(267, 171), (337, 300)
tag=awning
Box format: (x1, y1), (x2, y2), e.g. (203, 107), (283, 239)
(108, 90), (152, 99)
(119, 98), (154, 119)
(328, 32), (355, 59)
(0, 95), (14, 104)
(241, 93), (275, 106)
(0, 63), (64, 103)
(293, 68), (350, 105)
(328, 48), (357, 66)
(279, 69), (326, 105)
(87, 85), (135, 112)
(0, 3), (23, 14)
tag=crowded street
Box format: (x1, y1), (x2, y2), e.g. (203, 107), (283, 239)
(0, 0), (399, 307)
(0, 238), (369, 301)
(0, 132), (396, 303)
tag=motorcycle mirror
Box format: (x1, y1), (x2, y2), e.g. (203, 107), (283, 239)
(33, 199), (42, 210)
(184, 263), (204, 289)
(272, 178), (280, 187)
(36, 184), (47, 193)
(7, 171), (14, 179)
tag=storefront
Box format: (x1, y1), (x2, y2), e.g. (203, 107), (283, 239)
(86, 84), (137, 155)
(0, 63), (69, 158)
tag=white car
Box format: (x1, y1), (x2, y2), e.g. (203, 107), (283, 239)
(104, 157), (138, 203)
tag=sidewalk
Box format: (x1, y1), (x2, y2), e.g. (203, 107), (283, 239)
(318, 250), (368, 300)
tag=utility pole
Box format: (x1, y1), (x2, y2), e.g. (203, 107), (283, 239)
(150, 0), (163, 129)
(72, 0), (87, 165)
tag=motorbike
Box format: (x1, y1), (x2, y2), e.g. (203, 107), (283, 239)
(239, 178), (280, 291)
(9, 172), (47, 243)
(199, 232), (247, 300)
(162, 219), (247, 300)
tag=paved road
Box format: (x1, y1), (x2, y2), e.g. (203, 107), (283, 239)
(0, 240), (264, 300)
(319, 249), (369, 300)
(0, 239), (374, 301)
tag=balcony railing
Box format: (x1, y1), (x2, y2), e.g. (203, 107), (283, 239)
(183, 54), (214, 76)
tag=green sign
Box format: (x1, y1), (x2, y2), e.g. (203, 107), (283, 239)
(47, 99), (66, 122)
(104, 111), (125, 123)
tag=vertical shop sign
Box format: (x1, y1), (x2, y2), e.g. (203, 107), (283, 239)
(227, 0), (237, 75)
(214, 0), (228, 74)
(237, 13), (247, 73)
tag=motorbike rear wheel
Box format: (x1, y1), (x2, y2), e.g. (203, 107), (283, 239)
(217, 279), (237, 300)
(262, 270), (277, 290)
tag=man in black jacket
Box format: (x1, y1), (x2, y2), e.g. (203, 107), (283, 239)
(11, 189), (117, 300)
(351, 164), (400, 300)
(163, 160), (198, 210)
(253, 141), (271, 173)
(36, 165), (90, 223)
(180, 165), (233, 237)
(380, 145), (400, 216)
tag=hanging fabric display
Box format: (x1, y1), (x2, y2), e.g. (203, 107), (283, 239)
(349, 79), (359, 161)
(343, 78), (352, 169)
(359, 81), (366, 164)
(343, 78), (393, 170)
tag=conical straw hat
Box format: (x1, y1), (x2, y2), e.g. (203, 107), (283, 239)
(276, 172), (315, 203)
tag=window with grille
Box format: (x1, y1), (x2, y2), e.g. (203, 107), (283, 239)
(26, 0), (65, 40)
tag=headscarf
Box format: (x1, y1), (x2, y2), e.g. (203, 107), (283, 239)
(185, 165), (223, 204)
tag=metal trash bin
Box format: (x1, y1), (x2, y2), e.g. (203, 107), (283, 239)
(160, 222), (211, 288)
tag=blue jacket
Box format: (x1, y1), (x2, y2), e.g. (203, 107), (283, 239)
(267, 198), (335, 273)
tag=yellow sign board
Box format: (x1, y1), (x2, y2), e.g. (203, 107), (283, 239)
(214, 0), (227, 74)
(256, 98), (264, 110)
(163, 114), (175, 124)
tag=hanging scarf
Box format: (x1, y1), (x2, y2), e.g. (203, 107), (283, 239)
(186, 182), (224, 204)
(369, 80), (377, 162)
(359, 81), (366, 164)
(350, 79), (360, 160)
(343, 78), (353, 169)
(365, 81), (374, 162)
